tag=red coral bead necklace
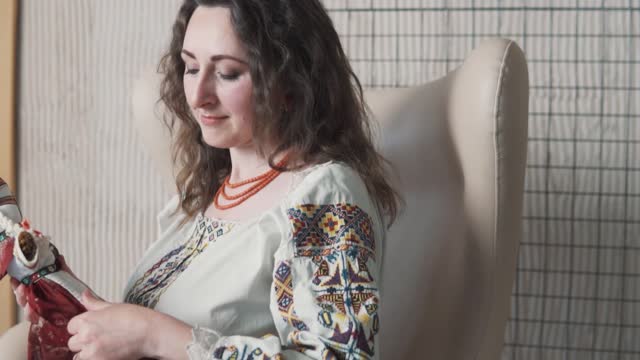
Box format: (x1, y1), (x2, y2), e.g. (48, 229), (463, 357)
(213, 155), (289, 210)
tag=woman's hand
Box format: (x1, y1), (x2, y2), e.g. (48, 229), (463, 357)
(68, 290), (192, 360)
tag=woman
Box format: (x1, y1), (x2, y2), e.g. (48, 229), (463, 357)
(14, 0), (399, 359)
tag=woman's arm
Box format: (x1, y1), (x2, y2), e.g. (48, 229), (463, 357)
(67, 290), (193, 360)
(145, 306), (193, 360)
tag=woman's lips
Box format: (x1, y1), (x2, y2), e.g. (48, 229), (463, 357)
(199, 114), (228, 126)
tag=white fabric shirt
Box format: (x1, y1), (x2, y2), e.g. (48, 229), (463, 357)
(123, 161), (385, 359)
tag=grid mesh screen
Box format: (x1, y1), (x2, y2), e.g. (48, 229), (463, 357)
(323, 1), (640, 358)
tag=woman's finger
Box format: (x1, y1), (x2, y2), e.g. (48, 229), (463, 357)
(68, 333), (84, 353)
(80, 290), (110, 311)
(67, 314), (86, 335)
(71, 350), (87, 360)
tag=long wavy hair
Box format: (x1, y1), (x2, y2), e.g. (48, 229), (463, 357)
(159, 0), (401, 226)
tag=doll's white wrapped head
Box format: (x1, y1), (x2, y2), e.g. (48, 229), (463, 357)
(0, 178), (56, 281)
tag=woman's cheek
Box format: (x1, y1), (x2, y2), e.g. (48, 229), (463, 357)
(222, 79), (254, 116)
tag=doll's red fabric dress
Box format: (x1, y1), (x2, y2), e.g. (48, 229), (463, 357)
(1, 178), (94, 360)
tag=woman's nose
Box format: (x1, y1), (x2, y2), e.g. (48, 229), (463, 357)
(190, 74), (218, 108)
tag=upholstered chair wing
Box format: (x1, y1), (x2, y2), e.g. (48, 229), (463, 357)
(370, 38), (528, 359)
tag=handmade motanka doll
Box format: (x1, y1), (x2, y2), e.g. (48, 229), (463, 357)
(0, 178), (96, 360)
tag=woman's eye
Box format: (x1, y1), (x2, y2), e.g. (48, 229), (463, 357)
(184, 68), (199, 75)
(217, 71), (240, 81)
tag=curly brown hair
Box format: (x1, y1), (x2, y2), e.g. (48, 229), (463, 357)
(159, 0), (401, 226)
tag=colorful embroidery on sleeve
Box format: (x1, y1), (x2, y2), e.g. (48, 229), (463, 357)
(274, 260), (310, 331)
(287, 204), (379, 359)
(213, 335), (284, 360)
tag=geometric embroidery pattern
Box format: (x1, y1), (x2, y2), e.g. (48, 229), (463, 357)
(125, 214), (234, 308)
(273, 261), (309, 331)
(288, 204), (375, 259)
(213, 340), (283, 360)
(287, 204), (379, 359)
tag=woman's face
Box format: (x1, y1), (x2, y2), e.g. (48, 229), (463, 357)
(182, 6), (254, 149)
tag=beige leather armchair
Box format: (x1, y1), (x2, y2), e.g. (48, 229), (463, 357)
(371, 38), (528, 359)
(0, 38), (528, 359)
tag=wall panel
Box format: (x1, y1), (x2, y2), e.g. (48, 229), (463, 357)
(0, 0), (18, 333)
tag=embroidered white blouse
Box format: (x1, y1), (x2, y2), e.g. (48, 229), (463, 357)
(122, 161), (384, 359)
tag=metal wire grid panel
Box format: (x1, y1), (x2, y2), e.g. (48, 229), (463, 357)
(323, 0), (640, 358)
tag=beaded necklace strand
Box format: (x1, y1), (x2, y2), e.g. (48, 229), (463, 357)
(213, 156), (289, 210)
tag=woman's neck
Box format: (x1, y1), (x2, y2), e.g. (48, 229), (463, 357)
(228, 144), (284, 183)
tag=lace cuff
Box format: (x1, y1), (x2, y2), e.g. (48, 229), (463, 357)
(186, 325), (222, 359)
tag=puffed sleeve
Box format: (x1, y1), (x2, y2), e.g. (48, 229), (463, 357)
(186, 163), (383, 359)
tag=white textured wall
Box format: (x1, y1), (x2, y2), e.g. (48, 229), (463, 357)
(18, 0), (182, 302)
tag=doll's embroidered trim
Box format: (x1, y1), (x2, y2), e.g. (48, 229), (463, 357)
(286, 204), (379, 359)
(125, 215), (234, 308)
(21, 262), (59, 285)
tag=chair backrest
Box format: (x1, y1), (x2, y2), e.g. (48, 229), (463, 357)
(131, 37), (529, 360)
(370, 38), (528, 359)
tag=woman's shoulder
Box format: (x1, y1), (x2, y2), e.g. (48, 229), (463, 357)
(285, 161), (374, 214)
(280, 161), (385, 264)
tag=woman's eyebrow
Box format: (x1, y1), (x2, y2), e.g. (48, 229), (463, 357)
(180, 49), (248, 65)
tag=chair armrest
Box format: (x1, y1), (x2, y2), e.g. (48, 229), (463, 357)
(0, 321), (28, 360)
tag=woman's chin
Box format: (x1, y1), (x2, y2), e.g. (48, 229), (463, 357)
(201, 134), (244, 150)
(202, 137), (231, 149)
